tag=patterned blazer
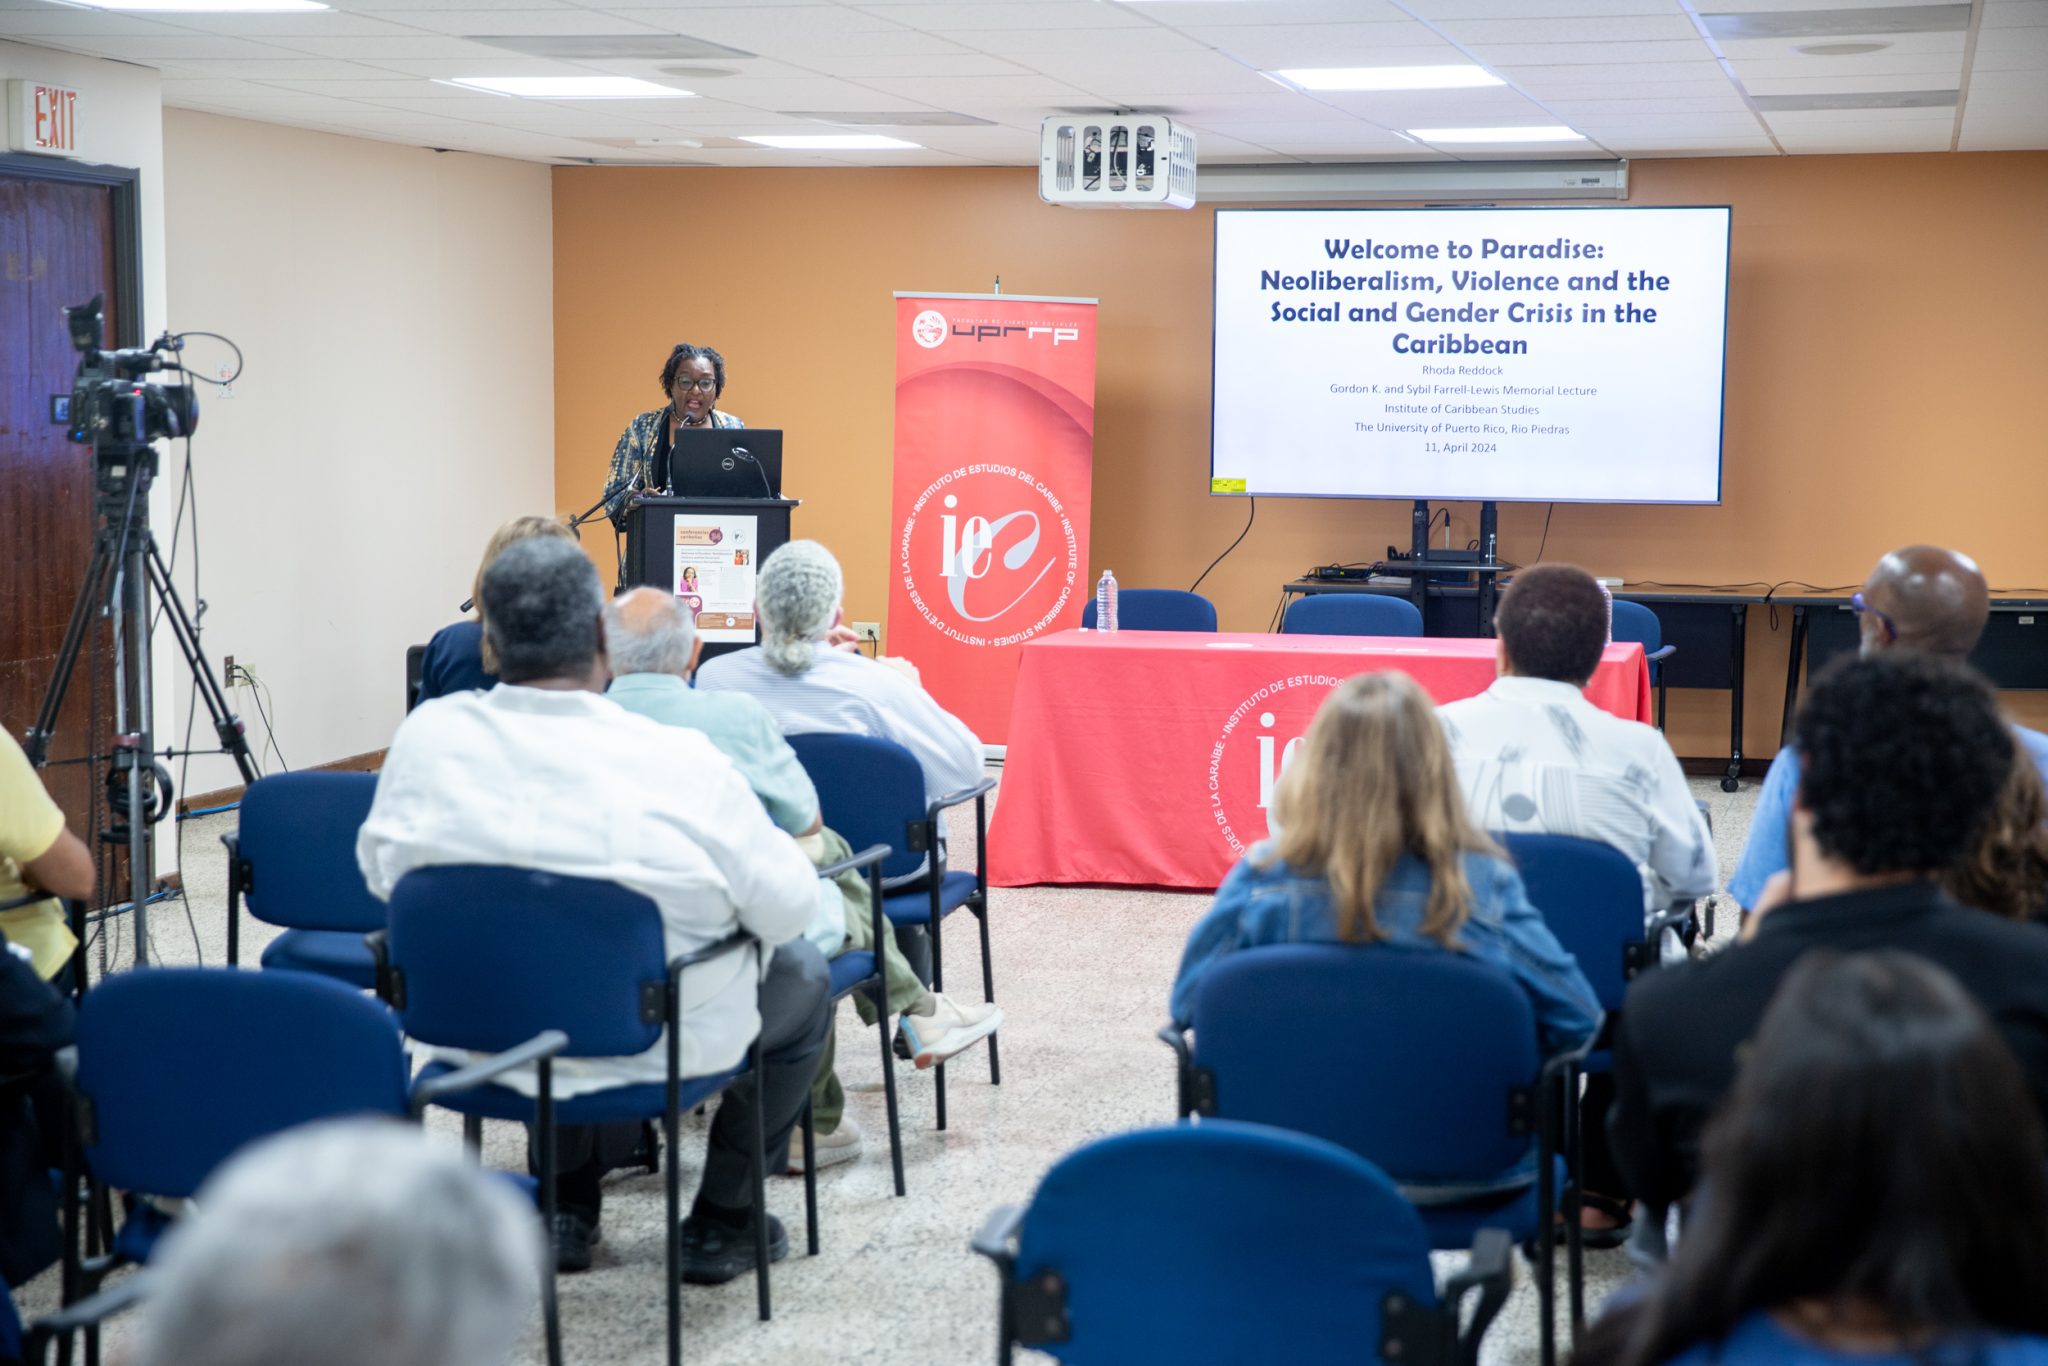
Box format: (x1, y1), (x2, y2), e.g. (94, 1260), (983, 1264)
(604, 405), (746, 515)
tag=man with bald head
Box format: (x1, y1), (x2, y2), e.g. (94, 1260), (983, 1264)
(603, 587), (1005, 1169)
(1729, 544), (2048, 910)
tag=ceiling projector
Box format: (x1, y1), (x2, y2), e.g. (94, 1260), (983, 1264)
(1039, 115), (1196, 209)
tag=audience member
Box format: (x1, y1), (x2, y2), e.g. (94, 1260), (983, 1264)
(1730, 545), (2048, 911)
(696, 539), (983, 815)
(358, 537), (829, 1279)
(1171, 671), (1600, 1197)
(1609, 653), (2048, 1210)
(1950, 752), (2048, 921)
(131, 1119), (542, 1366)
(1438, 563), (1714, 1243)
(603, 588), (1002, 1167)
(1577, 952), (2048, 1366)
(415, 514), (576, 704)
(0, 731), (93, 982)
(0, 930), (72, 1291)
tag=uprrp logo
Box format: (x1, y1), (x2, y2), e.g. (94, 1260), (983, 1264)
(897, 464), (1079, 648)
(1206, 673), (1348, 855)
(911, 310), (949, 349)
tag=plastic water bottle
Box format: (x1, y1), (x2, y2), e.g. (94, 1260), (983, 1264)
(1597, 580), (1614, 643)
(1095, 570), (1119, 632)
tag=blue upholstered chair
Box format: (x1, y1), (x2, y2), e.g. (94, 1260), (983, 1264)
(223, 772), (384, 987)
(788, 732), (999, 1133)
(812, 842), (906, 1197)
(60, 966), (557, 1348)
(374, 864), (801, 1366)
(1281, 593), (1425, 637)
(1608, 600), (1677, 729)
(972, 1121), (1513, 1366)
(1160, 943), (1587, 1365)
(1081, 588), (1217, 632)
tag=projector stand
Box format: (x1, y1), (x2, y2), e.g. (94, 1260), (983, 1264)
(1407, 499), (1506, 636)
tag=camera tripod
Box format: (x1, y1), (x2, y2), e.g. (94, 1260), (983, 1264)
(22, 439), (259, 966)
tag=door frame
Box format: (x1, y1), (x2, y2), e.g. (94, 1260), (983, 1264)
(0, 150), (142, 346)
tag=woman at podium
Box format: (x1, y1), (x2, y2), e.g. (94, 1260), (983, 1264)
(605, 342), (746, 505)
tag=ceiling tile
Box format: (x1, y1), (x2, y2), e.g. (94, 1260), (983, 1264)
(1432, 15), (1704, 44)
(859, 3), (1146, 31)
(373, 9), (675, 37)
(1400, 0), (1684, 15)
(1183, 27), (1468, 68)
(1457, 40), (1717, 66)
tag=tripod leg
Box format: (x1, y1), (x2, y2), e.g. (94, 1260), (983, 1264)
(112, 535), (154, 966)
(22, 547), (112, 766)
(146, 539), (260, 786)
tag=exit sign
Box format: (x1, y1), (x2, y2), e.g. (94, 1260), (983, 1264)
(8, 81), (81, 157)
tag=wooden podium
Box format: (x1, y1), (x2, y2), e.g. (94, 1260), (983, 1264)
(622, 495), (798, 661)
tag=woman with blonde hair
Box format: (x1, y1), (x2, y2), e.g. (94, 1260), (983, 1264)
(1170, 670), (1599, 1053)
(415, 515), (577, 704)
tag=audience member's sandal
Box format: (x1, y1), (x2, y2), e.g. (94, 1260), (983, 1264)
(1556, 1192), (1632, 1250)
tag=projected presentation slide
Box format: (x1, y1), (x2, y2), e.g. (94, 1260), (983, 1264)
(1211, 206), (1731, 504)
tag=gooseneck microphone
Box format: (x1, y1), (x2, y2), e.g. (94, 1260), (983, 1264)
(730, 444), (775, 500)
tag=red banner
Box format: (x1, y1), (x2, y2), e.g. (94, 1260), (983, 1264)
(887, 293), (1097, 745)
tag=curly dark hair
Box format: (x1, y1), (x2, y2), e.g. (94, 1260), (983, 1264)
(1794, 653), (2014, 876)
(1496, 563), (1609, 686)
(659, 343), (725, 402)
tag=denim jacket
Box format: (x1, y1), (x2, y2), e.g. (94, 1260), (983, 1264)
(1170, 845), (1602, 1053)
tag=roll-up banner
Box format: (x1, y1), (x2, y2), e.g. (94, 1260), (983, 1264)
(887, 292), (1098, 746)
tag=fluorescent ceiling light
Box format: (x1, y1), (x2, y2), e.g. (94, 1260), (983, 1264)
(1408, 125), (1587, 143)
(52, 0), (328, 9)
(739, 134), (922, 150)
(444, 76), (692, 100)
(1273, 65), (1503, 92)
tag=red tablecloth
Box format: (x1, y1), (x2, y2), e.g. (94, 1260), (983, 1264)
(988, 630), (1652, 890)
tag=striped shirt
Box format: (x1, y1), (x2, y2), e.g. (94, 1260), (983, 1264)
(1438, 675), (1716, 916)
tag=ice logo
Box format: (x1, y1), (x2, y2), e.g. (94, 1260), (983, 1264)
(911, 310), (949, 349)
(938, 493), (1053, 623)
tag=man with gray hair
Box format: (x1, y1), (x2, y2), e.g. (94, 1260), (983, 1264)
(605, 587), (1003, 1149)
(131, 1119), (541, 1366)
(359, 537), (829, 1280)
(696, 541), (996, 1067)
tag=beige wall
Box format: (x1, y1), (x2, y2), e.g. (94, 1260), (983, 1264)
(163, 110), (555, 796)
(551, 153), (2048, 760)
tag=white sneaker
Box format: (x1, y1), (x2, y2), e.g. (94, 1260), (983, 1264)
(786, 1117), (863, 1175)
(901, 994), (1004, 1070)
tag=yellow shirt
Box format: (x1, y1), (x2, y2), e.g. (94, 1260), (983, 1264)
(0, 732), (79, 979)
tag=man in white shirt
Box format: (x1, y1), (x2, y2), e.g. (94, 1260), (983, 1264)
(358, 537), (829, 1281)
(1437, 562), (1715, 1242)
(695, 539), (992, 1063)
(1439, 563), (1716, 926)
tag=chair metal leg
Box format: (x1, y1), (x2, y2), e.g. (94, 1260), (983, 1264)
(871, 978), (906, 1197)
(536, 1063), (563, 1366)
(463, 1114), (483, 1161)
(665, 1089), (682, 1366)
(801, 1098), (819, 1256)
(930, 909), (947, 1131)
(975, 900), (1000, 1086)
(1567, 1077), (1586, 1338)
(750, 1032), (772, 1322)
(1537, 1100), (1558, 1366)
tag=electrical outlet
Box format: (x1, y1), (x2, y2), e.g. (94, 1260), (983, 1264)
(223, 655), (236, 685)
(852, 621), (881, 644)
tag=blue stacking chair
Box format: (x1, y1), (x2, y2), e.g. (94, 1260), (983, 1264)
(809, 843), (906, 1197)
(223, 772), (384, 987)
(1081, 588), (1217, 632)
(1282, 593), (1425, 637)
(60, 968), (556, 1333)
(1608, 600), (1677, 729)
(972, 1121), (1513, 1366)
(373, 865), (805, 1366)
(1160, 944), (1588, 1366)
(788, 732), (999, 1132)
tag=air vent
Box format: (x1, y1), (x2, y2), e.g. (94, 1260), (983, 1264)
(1753, 89), (1957, 112)
(468, 35), (754, 60)
(1699, 5), (1968, 40)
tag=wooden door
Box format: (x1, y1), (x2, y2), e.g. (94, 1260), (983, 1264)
(0, 173), (119, 866)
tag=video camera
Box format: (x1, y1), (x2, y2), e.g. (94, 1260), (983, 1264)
(51, 294), (198, 451)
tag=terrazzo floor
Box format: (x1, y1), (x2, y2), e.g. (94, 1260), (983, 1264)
(15, 767), (1759, 1366)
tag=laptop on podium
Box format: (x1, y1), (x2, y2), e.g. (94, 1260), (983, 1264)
(667, 428), (783, 499)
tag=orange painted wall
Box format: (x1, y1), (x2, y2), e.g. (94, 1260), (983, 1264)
(551, 152), (2048, 761)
